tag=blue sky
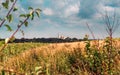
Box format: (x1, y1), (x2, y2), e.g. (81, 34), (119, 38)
(1, 0), (120, 39)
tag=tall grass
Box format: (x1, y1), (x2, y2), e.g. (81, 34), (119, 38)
(0, 40), (119, 75)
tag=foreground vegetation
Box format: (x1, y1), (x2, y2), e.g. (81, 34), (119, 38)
(0, 38), (120, 75)
(0, 42), (47, 73)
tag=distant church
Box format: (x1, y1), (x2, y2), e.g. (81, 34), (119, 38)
(58, 34), (65, 39)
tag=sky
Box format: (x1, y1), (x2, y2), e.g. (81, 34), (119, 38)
(1, 0), (120, 39)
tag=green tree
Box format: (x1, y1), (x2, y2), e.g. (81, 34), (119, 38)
(0, 0), (41, 51)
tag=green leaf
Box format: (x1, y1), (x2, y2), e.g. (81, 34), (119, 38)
(35, 8), (41, 18)
(2, 0), (9, 9)
(36, 8), (42, 12)
(19, 20), (23, 23)
(13, 7), (18, 11)
(1, 70), (5, 75)
(2, 2), (9, 9)
(5, 24), (12, 31)
(28, 7), (33, 10)
(0, 18), (3, 21)
(4, 17), (7, 20)
(29, 11), (34, 20)
(35, 10), (40, 18)
(7, 14), (13, 23)
(9, 14), (13, 23)
(24, 21), (28, 27)
(10, 0), (14, 2)
(30, 11), (34, 16)
(31, 13), (34, 20)
(19, 14), (26, 18)
(26, 14), (31, 18)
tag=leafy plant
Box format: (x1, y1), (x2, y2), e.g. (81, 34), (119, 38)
(0, 0), (41, 51)
(0, 0), (41, 74)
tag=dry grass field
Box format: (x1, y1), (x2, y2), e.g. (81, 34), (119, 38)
(0, 40), (120, 75)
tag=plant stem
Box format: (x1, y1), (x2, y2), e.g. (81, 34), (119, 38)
(86, 22), (96, 40)
(0, 17), (29, 52)
(108, 29), (113, 73)
(0, 0), (17, 27)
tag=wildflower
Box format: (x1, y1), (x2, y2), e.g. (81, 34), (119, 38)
(84, 55), (88, 58)
(90, 55), (93, 58)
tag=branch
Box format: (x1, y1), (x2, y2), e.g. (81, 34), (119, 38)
(0, 16), (29, 52)
(0, 0), (17, 27)
(111, 11), (116, 30)
(86, 22), (96, 40)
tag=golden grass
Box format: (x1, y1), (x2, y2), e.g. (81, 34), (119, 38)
(4, 40), (120, 64)
(1, 40), (120, 74)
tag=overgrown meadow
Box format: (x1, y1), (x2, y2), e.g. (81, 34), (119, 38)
(0, 37), (120, 75)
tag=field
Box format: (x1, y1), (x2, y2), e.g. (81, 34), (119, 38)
(0, 39), (120, 75)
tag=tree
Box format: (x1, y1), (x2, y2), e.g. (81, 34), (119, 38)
(83, 34), (89, 41)
(0, 0), (41, 51)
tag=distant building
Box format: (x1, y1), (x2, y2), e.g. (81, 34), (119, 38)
(60, 35), (65, 39)
(58, 33), (65, 39)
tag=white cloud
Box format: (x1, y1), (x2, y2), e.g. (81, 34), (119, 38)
(100, 5), (114, 12)
(94, 2), (115, 19)
(93, 13), (102, 18)
(37, 0), (44, 4)
(1, 0), (120, 38)
(43, 8), (54, 16)
(30, 0), (44, 5)
(52, 0), (66, 9)
(64, 4), (80, 17)
(47, 0), (80, 18)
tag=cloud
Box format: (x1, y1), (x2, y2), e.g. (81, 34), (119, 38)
(1, 0), (120, 38)
(98, 1), (115, 13)
(64, 3), (80, 17)
(16, 0), (120, 38)
(78, 0), (100, 19)
(102, 6), (114, 12)
(52, 0), (66, 9)
(43, 8), (54, 16)
(33, 0), (44, 4)
(43, 0), (80, 18)
(104, 0), (120, 7)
